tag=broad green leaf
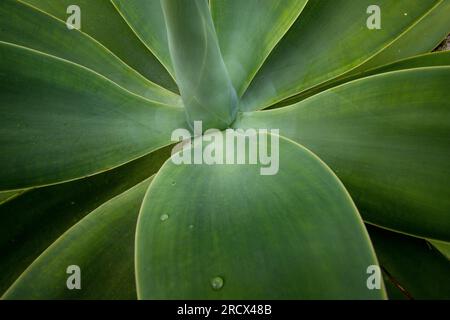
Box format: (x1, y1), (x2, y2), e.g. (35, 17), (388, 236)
(210, 0), (308, 96)
(239, 0), (441, 111)
(0, 146), (171, 295)
(3, 178), (153, 299)
(20, 0), (178, 92)
(136, 133), (384, 299)
(235, 67), (450, 241)
(161, 0), (237, 130)
(111, 0), (174, 80)
(0, 42), (187, 190)
(368, 225), (450, 299)
(350, 0), (450, 74)
(429, 240), (450, 260)
(273, 51), (450, 109)
(0, 0), (180, 106)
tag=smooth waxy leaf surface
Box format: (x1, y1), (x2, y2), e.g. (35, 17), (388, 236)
(20, 0), (178, 92)
(210, 0), (308, 96)
(239, 0), (441, 111)
(136, 134), (384, 299)
(235, 67), (450, 241)
(0, 146), (171, 295)
(161, 0), (237, 130)
(3, 178), (153, 299)
(368, 225), (450, 299)
(0, 42), (186, 190)
(350, 0), (450, 74)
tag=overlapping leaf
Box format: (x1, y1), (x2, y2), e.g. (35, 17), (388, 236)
(111, 0), (175, 81)
(0, 146), (171, 295)
(0, 42), (186, 190)
(3, 178), (153, 299)
(0, 0), (180, 106)
(210, 0), (308, 95)
(235, 67), (450, 241)
(239, 0), (444, 111)
(20, 0), (178, 92)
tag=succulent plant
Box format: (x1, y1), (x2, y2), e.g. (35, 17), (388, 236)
(0, 0), (449, 300)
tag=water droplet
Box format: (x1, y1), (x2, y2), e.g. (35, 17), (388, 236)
(160, 214), (169, 222)
(210, 276), (224, 290)
(171, 181), (176, 186)
(189, 224), (194, 229)
(403, 12), (408, 16)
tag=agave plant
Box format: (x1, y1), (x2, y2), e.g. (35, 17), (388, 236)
(1, 0), (449, 300)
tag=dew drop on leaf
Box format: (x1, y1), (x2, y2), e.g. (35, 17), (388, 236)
(210, 276), (224, 290)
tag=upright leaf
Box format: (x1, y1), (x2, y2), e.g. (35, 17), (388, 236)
(161, 0), (238, 130)
(111, 0), (175, 80)
(21, 0), (177, 92)
(368, 225), (450, 299)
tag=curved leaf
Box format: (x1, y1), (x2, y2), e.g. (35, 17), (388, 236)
(111, 0), (175, 80)
(235, 67), (450, 241)
(136, 133), (384, 299)
(210, 0), (308, 95)
(368, 225), (450, 299)
(20, 0), (178, 92)
(239, 0), (442, 111)
(0, 146), (171, 295)
(161, 0), (237, 130)
(0, 42), (187, 190)
(0, 0), (180, 106)
(350, 0), (450, 74)
(3, 178), (153, 299)
(273, 51), (450, 109)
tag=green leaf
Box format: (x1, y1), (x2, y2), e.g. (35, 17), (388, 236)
(161, 0), (238, 130)
(239, 0), (442, 111)
(272, 51), (450, 109)
(0, 42), (187, 190)
(0, 0), (180, 106)
(136, 133), (384, 299)
(0, 145), (171, 295)
(428, 240), (450, 260)
(111, 0), (175, 81)
(235, 67), (450, 241)
(2, 178), (153, 299)
(20, 0), (178, 92)
(368, 225), (450, 299)
(210, 0), (308, 96)
(349, 0), (450, 74)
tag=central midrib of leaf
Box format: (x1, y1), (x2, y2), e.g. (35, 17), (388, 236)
(161, 0), (238, 132)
